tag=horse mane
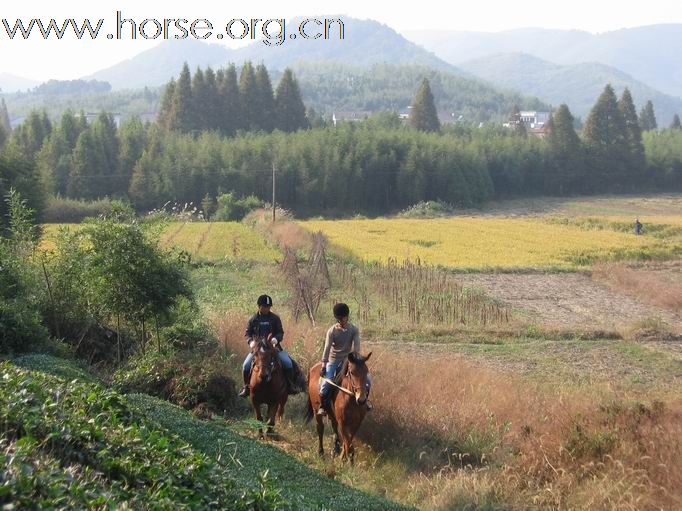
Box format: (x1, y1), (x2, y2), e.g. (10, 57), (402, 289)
(348, 352), (367, 366)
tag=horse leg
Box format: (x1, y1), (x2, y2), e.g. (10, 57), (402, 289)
(330, 414), (342, 458)
(338, 422), (353, 463)
(253, 402), (264, 439)
(276, 394), (288, 423)
(315, 414), (325, 456)
(266, 403), (277, 437)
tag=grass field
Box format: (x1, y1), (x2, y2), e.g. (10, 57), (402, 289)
(300, 217), (677, 270)
(41, 222), (281, 263)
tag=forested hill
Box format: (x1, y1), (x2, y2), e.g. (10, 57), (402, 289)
(458, 53), (682, 125)
(3, 64), (547, 123)
(292, 62), (548, 120)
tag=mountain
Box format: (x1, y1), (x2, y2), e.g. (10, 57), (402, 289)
(82, 39), (232, 90)
(85, 17), (461, 89)
(459, 53), (682, 124)
(0, 72), (40, 93)
(405, 24), (682, 98)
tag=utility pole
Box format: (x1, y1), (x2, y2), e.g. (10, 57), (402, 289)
(272, 161), (276, 223)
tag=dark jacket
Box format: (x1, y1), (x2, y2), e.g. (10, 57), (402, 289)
(245, 312), (284, 345)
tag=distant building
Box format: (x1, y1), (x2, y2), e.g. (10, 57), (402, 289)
(398, 106), (463, 125)
(503, 110), (551, 136)
(519, 111), (551, 128)
(332, 111), (372, 126)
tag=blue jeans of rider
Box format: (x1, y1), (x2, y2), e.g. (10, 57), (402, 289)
(243, 350), (293, 382)
(319, 361), (372, 399)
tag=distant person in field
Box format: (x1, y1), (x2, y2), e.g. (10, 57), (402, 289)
(318, 303), (372, 416)
(634, 218), (643, 235)
(239, 294), (299, 397)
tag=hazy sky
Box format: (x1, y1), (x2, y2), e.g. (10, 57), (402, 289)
(2, 0), (682, 82)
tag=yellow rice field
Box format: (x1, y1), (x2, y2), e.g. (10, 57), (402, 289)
(41, 222), (280, 262)
(300, 217), (676, 269)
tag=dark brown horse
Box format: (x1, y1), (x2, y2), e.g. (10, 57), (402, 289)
(306, 352), (372, 462)
(249, 338), (288, 438)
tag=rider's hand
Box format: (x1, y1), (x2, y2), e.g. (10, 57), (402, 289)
(271, 337), (279, 347)
(249, 339), (257, 349)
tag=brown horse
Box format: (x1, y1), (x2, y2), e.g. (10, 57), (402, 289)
(249, 339), (288, 438)
(306, 352), (372, 462)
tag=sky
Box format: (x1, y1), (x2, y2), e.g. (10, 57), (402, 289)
(1, 0), (682, 82)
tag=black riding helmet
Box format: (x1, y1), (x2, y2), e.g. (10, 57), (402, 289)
(333, 302), (350, 319)
(257, 294), (273, 307)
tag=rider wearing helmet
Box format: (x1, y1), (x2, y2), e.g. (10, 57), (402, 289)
(318, 302), (372, 415)
(238, 294), (295, 398)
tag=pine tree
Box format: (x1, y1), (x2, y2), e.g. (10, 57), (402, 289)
(546, 104), (584, 194)
(37, 128), (72, 196)
(0, 98), (11, 146)
(583, 84), (630, 191)
(618, 88), (645, 177)
(118, 116), (147, 195)
(639, 100), (658, 131)
(68, 129), (104, 199)
(670, 114), (682, 130)
(12, 110), (52, 159)
(274, 68), (308, 132)
(92, 112), (119, 195)
(218, 64), (241, 135)
(254, 64), (276, 132)
(203, 67), (220, 131)
(128, 150), (158, 210)
(59, 110), (86, 151)
(238, 62), (259, 132)
(157, 79), (176, 131)
(191, 67), (209, 132)
(169, 63), (194, 133)
(409, 78), (440, 133)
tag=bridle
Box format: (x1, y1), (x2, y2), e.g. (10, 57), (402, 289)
(344, 363), (368, 402)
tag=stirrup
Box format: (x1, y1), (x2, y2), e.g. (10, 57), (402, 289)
(317, 406), (327, 416)
(238, 385), (250, 398)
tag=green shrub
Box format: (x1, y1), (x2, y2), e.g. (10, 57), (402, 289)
(113, 347), (238, 418)
(0, 191), (48, 354)
(398, 200), (454, 218)
(213, 193), (264, 221)
(42, 196), (118, 223)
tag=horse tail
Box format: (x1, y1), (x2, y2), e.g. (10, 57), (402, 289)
(304, 393), (314, 424)
(304, 370), (314, 423)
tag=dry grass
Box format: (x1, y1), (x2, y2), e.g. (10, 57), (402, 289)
(593, 263), (682, 314)
(364, 351), (682, 510)
(215, 309), (682, 510)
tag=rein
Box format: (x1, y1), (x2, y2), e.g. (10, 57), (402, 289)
(319, 376), (355, 396)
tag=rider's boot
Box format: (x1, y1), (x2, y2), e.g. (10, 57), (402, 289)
(238, 368), (250, 398)
(317, 394), (331, 416)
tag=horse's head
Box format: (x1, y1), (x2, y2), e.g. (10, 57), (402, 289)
(347, 351), (372, 405)
(252, 340), (279, 384)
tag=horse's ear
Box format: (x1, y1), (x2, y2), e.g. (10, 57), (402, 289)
(364, 352), (372, 362)
(348, 352), (356, 363)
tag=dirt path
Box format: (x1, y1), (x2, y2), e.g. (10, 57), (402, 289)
(456, 272), (682, 333)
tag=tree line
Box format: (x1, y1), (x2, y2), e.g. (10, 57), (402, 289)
(157, 62), (308, 136)
(2, 78), (682, 219)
